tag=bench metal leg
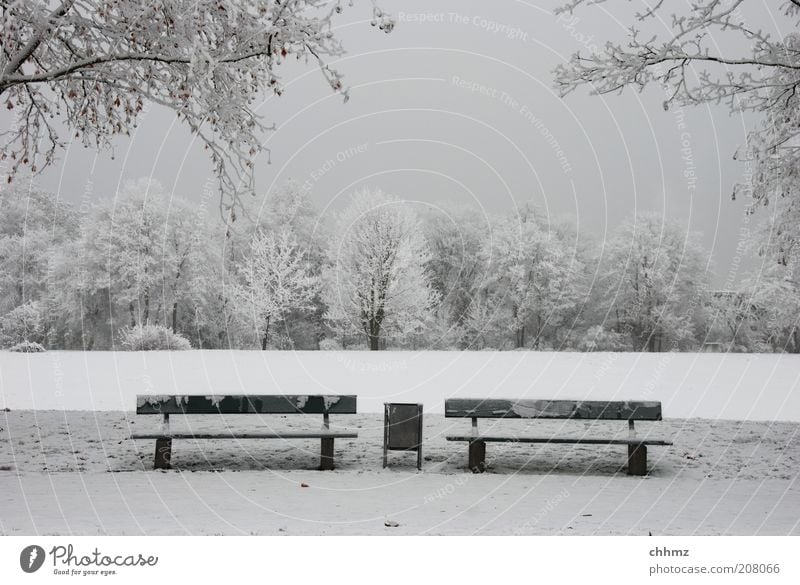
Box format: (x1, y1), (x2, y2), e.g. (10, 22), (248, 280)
(468, 440), (486, 473)
(320, 438), (335, 470)
(627, 443), (647, 476)
(154, 438), (172, 470)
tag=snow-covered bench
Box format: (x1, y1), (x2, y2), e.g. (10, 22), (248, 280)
(445, 399), (672, 475)
(132, 394), (358, 470)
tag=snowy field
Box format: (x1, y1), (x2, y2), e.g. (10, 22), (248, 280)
(2, 350), (800, 420)
(1, 351), (799, 535)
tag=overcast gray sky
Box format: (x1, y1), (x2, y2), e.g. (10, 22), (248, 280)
(5, 0), (790, 286)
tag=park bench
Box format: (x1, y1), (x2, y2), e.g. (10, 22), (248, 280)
(445, 398), (672, 475)
(132, 394), (357, 470)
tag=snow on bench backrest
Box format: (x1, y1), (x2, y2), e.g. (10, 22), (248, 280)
(136, 394), (357, 415)
(444, 399), (662, 420)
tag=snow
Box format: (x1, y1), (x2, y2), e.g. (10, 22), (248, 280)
(1, 350), (798, 535)
(1, 410), (797, 535)
(2, 473), (794, 535)
(2, 350), (799, 421)
(323, 395), (341, 410)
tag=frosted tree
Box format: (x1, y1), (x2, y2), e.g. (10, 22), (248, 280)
(234, 181), (327, 271)
(160, 195), (223, 337)
(0, 187), (78, 313)
(81, 179), (166, 329)
(553, 1), (800, 262)
(743, 269), (800, 352)
(322, 189), (440, 350)
(420, 204), (487, 346)
(599, 213), (710, 352)
(47, 235), (108, 349)
(0, 186), (78, 346)
(231, 227), (319, 349)
(230, 182), (327, 348)
(0, 1), (394, 211)
(702, 290), (758, 352)
(0, 300), (44, 347)
(735, 204), (800, 352)
(468, 209), (587, 349)
(60, 178), (218, 347)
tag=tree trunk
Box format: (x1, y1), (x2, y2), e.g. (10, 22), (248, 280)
(368, 321), (381, 350)
(129, 302), (136, 328)
(261, 316), (271, 350)
(367, 316), (382, 350)
(369, 332), (380, 350)
(515, 326), (525, 349)
(172, 259), (186, 332)
(534, 315), (545, 350)
(512, 305), (524, 348)
(143, 291), (150, 325)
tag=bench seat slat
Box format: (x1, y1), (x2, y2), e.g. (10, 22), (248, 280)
(446, 435), (672, 446)
(136, 394), (357, 415)
(132, 431), (358, 440)
(445, 398), (663, 420)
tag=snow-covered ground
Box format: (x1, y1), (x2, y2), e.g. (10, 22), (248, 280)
(1, 351), (799, 535)
(1, 410), (798, 535)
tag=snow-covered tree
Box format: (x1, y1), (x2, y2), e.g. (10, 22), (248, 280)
(86, 179), (167, 329)
(732, 204), (800, 352)
(158, 194), (228, 343)
(0, 1), (394, 210)
(0, 186), (79, 346)
(701, 290), (757, 352)
(0, 187), (78, 312)
(598, 213), (710, 352)
(745, 274), (800, 352)
(59, 178), (220, 347)
(228, 182), (327, 348)
(322, 189), (440, 350)
(420, 204), (487, 347)
(0, 300), (44, 347)
(466, 208), (587, 349)
(553, 1), (800, 265)
(232, 227), (319, 349)
(576, 324), (628, 352)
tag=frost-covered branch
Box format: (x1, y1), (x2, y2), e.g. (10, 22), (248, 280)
(554, 1), (800, 259)
(0, 0), (394, 213)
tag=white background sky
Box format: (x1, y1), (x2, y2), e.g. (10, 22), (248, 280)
(3, 0), (791, 286)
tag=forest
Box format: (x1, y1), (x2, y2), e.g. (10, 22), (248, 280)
(1, 180), (796, 353)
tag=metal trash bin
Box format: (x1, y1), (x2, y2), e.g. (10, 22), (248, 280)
(383, 403), (423, 470)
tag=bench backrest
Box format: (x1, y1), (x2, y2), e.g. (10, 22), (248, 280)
(136, 395), (357, 415)
(444, 398), (662, 421)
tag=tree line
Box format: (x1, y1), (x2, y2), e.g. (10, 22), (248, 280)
(1, 180), (797, 352)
